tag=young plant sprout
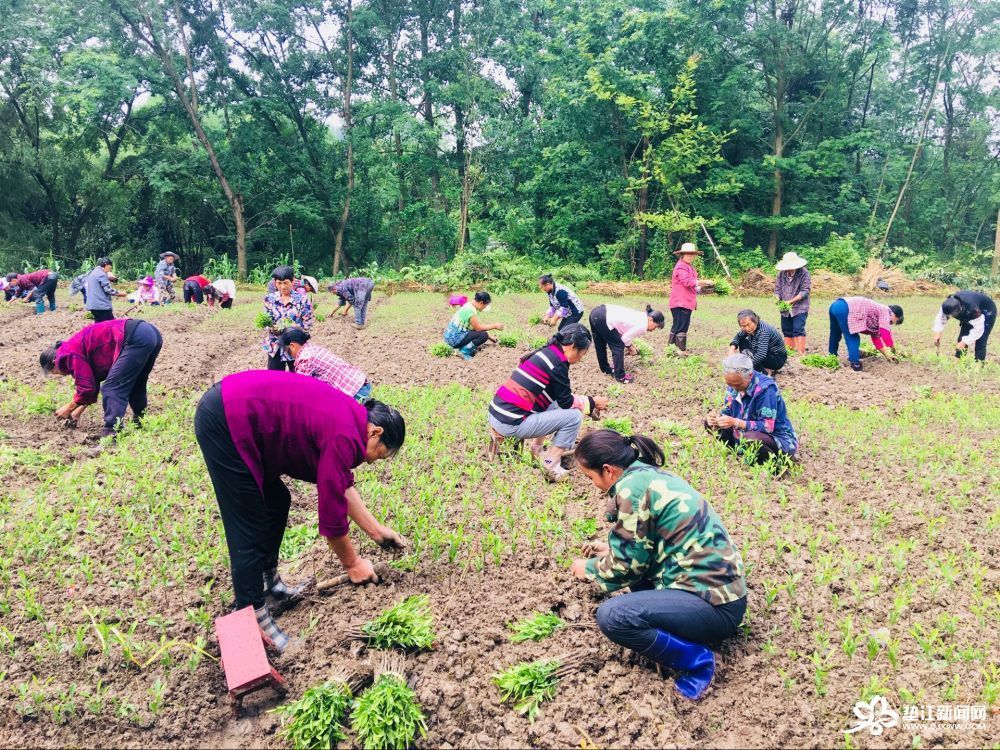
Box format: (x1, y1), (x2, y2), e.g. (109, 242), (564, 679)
(352, 595), (435, 651)
(351, 654), (427, 750)
(507, 612), (565, 643)
(496, 331), (520, 347)
(254, 311), (273, 329)
(776, 300), (792, 314)
(632, 339), (654, 361)
(272, 669), (367, 750)
(493, 650), (591, 722)
(529, 336), (548, 349)
(528, 313), (543, 325)
(601, 416), (633, 435)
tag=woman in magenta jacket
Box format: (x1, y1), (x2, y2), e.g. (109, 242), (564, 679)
(668, 243), (701, 351)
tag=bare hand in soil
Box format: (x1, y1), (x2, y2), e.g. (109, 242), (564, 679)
(346, 557), (380, 585)
(374, 526), (408, 550)
(581, 541), (609, 557)
(569, 559), (590, 580)
(54, 403), (75, 420)
(626, 345), (637, 356)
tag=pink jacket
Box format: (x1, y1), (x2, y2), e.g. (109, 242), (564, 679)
(668, 260), (698, 310)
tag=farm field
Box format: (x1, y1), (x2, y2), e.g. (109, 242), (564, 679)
(0, 290), (998, 749)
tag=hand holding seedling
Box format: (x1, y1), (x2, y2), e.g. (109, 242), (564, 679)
(626, 344), (638, 356)
(716, 414), (740, 429)
(581, 540), (609, 557)
(54, 402), (78, 420)
(374, 526), (408, 550)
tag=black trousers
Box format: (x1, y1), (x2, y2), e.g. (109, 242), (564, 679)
(754, 350), (787, 373)
(90, 308), (115, 323)
(590, 305), (626, 380)
(183, 281), (204, 304)
(220, 298), (233, 309)
(266, 353), (294, 371)
(28, 273), (58, 309)
(670, 307), (692, 335)
(101, 319), (162, 436)
(456, 329), (489, 349)
(194, 384), (291, 610)
(712, 425), (785, 464)
(557, 311), (584, 330)
(959, 312), (995, 362)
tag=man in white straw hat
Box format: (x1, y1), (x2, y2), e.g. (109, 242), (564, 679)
(667, 242), (702, 351)
(774, 251), (811, 355)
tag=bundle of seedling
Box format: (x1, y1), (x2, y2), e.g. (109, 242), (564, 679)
(493, 649), (594, 722)
(776, 300), (792, 314)
(507, 612), (566, 643)
(352, 654), (427, 750)
(632, 339), (654, 361)
(429, 342), (453, 358)
(273, 669), (368, 750)
(496, 331), (520, 348)
(801, 353), (840, 369)
(349, 595), (436, 651)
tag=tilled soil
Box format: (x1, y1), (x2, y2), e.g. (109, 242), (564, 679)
(1, 291), (997, 749)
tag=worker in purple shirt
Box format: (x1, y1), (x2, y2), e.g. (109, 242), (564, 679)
(193, 371), (407, 652)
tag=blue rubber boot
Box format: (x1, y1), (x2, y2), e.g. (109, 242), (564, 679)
(459, 343), (477, 360)
(641, 630), (715, 699)
(34, 299), (46, 314)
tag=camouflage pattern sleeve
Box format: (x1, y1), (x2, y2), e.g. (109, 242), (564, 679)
(583, 475), (654, 592)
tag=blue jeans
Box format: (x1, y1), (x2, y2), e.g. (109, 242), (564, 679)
(780, 312), (807, 337)
(488, 403), (583, 449)
(828, 298), (861, 363)
(596, 585), (746, 649)
(354, 382), (373, 404)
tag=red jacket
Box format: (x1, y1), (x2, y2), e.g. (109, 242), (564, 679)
(185, 275), (211, 288)
(668, 260), (698, 311)
(13, 269), (51, 290)
(54, 319), (129, 405)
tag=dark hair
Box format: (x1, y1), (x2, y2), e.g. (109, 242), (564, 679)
(577, 429), (665, 470)
(278, 327), (311, 348)
(474, 291), (491, 305)
(539, 274), (554, 286)
(39, 342), (63, 372)
(645, 304), (665, 328)
(888, 304), (904, 324)
(941, 296), (963, 318)
(365, 399), (405, 453)
(272, 265), (295, 281)
(96, 257), (113, 268)
(736, 308), (759, 324)
(5, 272), (16, 281)
(520, 322), (592, 363)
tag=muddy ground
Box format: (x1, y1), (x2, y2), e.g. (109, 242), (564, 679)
(0, 289), (997, 749)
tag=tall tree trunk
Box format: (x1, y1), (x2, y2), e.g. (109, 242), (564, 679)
(993, 204), (1000, 276)
(419, 14), (439, 198)
(635, 136), (650, 276)
(387, 43), (405, 212)
(333, 0), (355, 275)
(453, 0), (469, 250)
(767, 113), (785, 261)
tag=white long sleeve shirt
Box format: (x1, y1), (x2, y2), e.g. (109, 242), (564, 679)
(932, 309), (985, 345)
(604, 305), (648, 346)
(212, 279), (237, 300)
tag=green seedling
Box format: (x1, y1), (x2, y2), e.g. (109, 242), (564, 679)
(601, 416), (633, 435)
(776, 300), (792, 313)
(496, 331), (520, 347)
(353, 595), (435, 651)
(280, 523), (318, 560)
(254, 311), (272, 329)
(273, 670), (365, 750)
(632, 339), (654, 360)
(352, 655), (427, 750)
(508, 612), (565, 643)
(429, 342), (453, 358)
(713, 277), (733, 295)
(530, 336), (548, 349)
(528, 313), (543, 325)
(801, 353), (840, 369)
(494, 651), (589, 722)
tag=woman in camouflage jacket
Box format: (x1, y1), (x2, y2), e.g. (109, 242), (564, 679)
(571, 429), (747, 700)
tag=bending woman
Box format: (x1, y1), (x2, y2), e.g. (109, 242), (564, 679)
(488, 324), (608, 482)
(705, 353), (797, 463)
(932, 291), (996, 362)
(589, 303), (665, 383)
(280, 327), (373, 403)
(443, 291), (504, 360)
(330, 277), (376, 329)
(539, 274), (584, 330)
(570, 429), (747, 700)
(194, 371), (407, 652)
(40, 318), (163, 437)
(828, 296), (903, 371)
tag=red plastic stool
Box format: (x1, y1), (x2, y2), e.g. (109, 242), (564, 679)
(215, 606), (287, 716)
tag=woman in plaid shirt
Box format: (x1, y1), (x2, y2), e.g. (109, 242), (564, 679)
(279, 328), (372, 403)
(828, 296), (903, 371)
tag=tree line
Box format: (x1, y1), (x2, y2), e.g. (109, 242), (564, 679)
(1, 0), (998, 283)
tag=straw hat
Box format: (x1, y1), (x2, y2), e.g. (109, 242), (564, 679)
(159, 251), (179, 260)
(776, 251), (808, 271)
(674, 242), (703, 256)
(301, 275), (318, 293)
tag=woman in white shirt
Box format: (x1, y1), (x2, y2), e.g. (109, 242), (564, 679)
(588, 303), (665, 383)
(208, 279), (237, 309)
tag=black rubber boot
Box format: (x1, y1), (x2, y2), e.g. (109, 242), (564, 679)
(675, 333), (688, 351)
(264, 568), (308, 614)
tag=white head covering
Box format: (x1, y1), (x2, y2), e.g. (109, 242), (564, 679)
(775, 252), (808, 271)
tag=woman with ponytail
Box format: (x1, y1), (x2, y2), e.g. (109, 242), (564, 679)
(588, 303), (665, 383)
(194, 370), (408, 653)
(488, 323), (608, 482)
(570, 429), (747, 700)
